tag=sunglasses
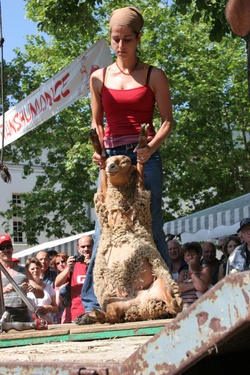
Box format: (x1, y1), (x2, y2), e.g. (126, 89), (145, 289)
(0, 244), (13, 251)
(56, 260), (66, 265)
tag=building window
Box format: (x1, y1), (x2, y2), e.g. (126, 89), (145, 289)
(12, 194), (24, 243)
(12, 194), (23, 217)
(13, 221), (23, 243)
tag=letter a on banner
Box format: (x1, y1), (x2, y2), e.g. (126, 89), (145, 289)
(0, 38), (112, 149)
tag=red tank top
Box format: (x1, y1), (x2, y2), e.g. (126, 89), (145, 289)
(101, 66), (156, 147)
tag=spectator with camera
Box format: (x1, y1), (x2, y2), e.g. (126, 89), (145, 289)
(52, 252), (71, 324)
(55, 235), (93, 323)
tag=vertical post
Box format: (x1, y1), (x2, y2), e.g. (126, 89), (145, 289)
(0, 269), (5, 318)
(0, 0), (11, 183)
(0, 0), (5, 157)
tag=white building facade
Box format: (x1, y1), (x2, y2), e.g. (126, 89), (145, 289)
(0, 161), (95, 264)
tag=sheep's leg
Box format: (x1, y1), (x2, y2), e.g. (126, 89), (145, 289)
(88, 308), (107, 323)
(89, 128), (102, 155)
(138, 277), (183, 315)
(89, 128), (107, 198)
(106, 296), (137, 323)
(88, 297), (134, 324)
(136, 124), (149, 194)
(99, 170), (107, 201)
(105, 277), (182, 323)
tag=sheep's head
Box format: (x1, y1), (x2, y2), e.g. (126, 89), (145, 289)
(105, 155), (136, 186)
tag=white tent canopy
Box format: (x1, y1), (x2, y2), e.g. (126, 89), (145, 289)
(14, 194), (250, 262)
(164, 193), (250, 243)
(14, 230), (95, 262)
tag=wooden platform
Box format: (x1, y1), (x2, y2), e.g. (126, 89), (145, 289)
(0, 319), (172, 348)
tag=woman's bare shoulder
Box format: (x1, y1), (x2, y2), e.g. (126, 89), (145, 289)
(149, 65), (168, 77)
(91, 63), (114, 79)
(147, 65), (169, 89)
(91, 66), (105, 79)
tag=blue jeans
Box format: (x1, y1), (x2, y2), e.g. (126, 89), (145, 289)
(81, 148), (169, 313)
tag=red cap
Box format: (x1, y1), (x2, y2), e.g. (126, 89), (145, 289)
(12, 258), (20, 262)
(0, 234), (12, 245)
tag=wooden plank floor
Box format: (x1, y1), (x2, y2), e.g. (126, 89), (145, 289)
(0, 318), (172, 348)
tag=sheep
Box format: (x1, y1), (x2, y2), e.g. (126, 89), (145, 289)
(90, 125), (183, 323)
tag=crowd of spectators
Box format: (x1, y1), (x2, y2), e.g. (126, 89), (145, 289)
(0, 217), (249, 324)
(166, 217), (250, 309)
(0, 234), (93, 324)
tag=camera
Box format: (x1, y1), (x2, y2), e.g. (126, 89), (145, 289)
(73, 254), (85, 263)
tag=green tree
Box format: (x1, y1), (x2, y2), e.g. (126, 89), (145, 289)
(26, 0), (102, 39)
(173, 0), (230, 42)
(138, 2), (249, 220)
(1, 0), (249, 243)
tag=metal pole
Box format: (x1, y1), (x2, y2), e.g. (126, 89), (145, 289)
(0, 263), (36, 314)
(0, 0), (11, 183)
(0, 0), (5, 158)
(0, 271), (5, 317)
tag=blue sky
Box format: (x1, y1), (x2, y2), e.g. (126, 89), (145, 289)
(1, 0), (38, 62)
(1, 2), (173, 62)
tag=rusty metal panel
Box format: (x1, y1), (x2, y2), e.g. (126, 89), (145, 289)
(0, 362), (120, 375)
(120, 271), (250, 375)
(0, 272), (249, 374)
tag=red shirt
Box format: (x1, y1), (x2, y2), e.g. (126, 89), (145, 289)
(70, 262), (87, 322)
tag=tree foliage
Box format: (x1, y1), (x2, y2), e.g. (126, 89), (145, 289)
(1, 0), (249, 243)
(26, 0), (102, 40)
(173, 0), (231, 42)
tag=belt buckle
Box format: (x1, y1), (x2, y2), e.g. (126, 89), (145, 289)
(125, 143), (135, 150)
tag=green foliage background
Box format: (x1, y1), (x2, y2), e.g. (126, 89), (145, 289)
(0, 0), (249, 244)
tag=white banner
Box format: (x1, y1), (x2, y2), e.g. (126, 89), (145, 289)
(0, 38), (112, 148)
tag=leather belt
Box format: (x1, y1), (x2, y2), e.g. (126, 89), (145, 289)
(109, 142), (138, 150)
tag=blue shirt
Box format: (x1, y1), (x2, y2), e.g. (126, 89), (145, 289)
(41, 268), (57, 287)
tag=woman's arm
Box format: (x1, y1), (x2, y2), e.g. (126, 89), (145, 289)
(176, 271), (196, 293)
(218, 262), (225, 281)
(55, 256), (74, 287)
(90, 68), (107, 166)
(148, 68), (174, 153)
(27, 281), (44, 298)
(191, 267), (212, 294)
(55, 266), (70, 287)
(24, 271), (44, 298)
(48, 294), (59, 314)
(55, 289), (62, 307)
(40, 294), (59, 315)
(136, 67), (174, 163)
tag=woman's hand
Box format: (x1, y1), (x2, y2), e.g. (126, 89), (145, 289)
(188, 259), (201, 274)
(37, 305), (54, 315)
(27, 283), (38, 294)
(93, 151), (107, 169)
(188, 259), (196, 273)
(20, 282), (29, 292)
(135, 145), (152, 163)
(67, 256), (75, 271)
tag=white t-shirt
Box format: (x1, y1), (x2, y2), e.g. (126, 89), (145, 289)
(27, 283), (56, 323)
